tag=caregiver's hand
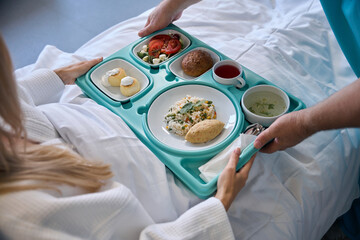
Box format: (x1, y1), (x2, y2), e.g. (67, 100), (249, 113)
(54, 57), (103, 85)
(138, 0), (182, 38)
(138, 0), (200, 37)
(254, 109), (313, 153)
(215, 148), (255, 211)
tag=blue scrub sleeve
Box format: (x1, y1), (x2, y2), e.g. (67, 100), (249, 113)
(320, 0), (360, 77)
(320, 0), (360, 238)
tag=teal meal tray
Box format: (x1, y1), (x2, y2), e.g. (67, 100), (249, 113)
(76, 24), (306, 198)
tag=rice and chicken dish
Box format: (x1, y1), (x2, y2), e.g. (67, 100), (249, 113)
(165, 95), (217, 136)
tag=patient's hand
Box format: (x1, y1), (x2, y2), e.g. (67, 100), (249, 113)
(54, 57), (103, 85)
(215, 148), (255, 211)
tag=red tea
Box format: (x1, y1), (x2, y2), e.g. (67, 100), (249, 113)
(215, 65), (240, 78)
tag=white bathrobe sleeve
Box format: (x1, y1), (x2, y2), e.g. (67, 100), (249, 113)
(140, 197), (235, 240)
(15, 69), (65, 142)
(17, 68), (65, 105)
(0, 184), (235, 240)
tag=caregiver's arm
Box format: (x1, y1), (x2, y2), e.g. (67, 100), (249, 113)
(18, 58), (102, 105)
(140, 148), (255, 239)
(138, 0), (200, 37)
(254, 78), (360, 153)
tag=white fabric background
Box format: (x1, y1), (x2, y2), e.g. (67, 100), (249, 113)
(14, 0), (360, 239)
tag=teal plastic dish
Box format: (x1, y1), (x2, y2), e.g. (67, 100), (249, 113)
(76, 24), (306, 198)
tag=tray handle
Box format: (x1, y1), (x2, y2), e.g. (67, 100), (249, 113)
(236, 141), (259, 170)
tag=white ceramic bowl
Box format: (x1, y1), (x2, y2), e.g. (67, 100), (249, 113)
(241, 85), (290, 127)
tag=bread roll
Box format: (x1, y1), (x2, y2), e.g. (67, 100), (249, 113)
(181, 50), (214, 77)
(120, 76), (140, 97)
(185, 119), (224, 143)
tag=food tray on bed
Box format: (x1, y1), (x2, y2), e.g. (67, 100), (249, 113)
(76, 24), (305, 198)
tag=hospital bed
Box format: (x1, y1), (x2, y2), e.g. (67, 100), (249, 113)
(15, 0), (360, 239)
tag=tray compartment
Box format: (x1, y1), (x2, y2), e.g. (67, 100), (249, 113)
(144, 83), (241, 156)
(132, 29), (191, 67)
(238, 80), (305, 114)
(90, 58), (150, 102)
(169, 46), (221, 80)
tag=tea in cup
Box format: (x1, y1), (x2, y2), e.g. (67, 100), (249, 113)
(212, 60), (246, 88)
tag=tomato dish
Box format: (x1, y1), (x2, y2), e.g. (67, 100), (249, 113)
(137, 34), (184, 64)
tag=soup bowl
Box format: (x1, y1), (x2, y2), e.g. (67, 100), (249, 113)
(241, 85), (290, 127)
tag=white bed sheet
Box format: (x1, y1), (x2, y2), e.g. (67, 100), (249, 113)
(15, 0), (360, 239)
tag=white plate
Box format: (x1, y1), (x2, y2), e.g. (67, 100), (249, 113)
(90, 58), (149, 102)
(169, 47), (220, 80)
(147, 85), (237, 151)
(132, 29), (191, 66)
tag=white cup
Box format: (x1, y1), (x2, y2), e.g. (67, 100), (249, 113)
(212, 60), (246, 88)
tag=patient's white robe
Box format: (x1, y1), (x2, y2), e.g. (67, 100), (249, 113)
(0, 69), (234, 240)
(0, 183), (232, 240)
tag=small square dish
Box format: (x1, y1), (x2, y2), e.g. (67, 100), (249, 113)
(132, 29), (191, 66)
(169, 47), (220, 80)
(90, 58), (149, 102)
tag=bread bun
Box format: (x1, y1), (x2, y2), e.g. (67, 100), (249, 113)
(185, 119), (224, 143)
(107, 68), (127, 87)
(181, 50), (214, 77)
(120, 76), (140, 97)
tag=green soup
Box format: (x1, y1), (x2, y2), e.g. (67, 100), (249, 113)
(245, 91), (286, 117)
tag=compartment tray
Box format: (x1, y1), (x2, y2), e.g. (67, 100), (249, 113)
(76, 24), (306, 198)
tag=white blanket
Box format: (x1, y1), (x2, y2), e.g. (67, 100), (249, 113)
(15, 0), (360, 239)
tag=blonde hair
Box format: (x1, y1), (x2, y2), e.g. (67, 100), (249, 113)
(0, 35), (113, 195)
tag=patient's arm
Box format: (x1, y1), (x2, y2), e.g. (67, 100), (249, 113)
(142, 148), (254, 239)
(215, 148), (255, 211)
(140, 197), (234, 239)
(254, 77), (360, 153)
(17, 58), (102, 106)
(138, 0), (200, 37)
(54, 57), (102, 85)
